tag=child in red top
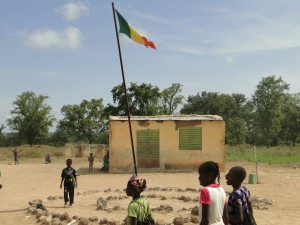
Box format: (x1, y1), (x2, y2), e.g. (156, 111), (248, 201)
(198, 161), (228, 225)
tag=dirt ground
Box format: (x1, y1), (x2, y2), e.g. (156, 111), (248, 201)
(0, 158), (299, 225)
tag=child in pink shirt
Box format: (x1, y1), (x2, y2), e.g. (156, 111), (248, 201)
(198, 161), (228, 225)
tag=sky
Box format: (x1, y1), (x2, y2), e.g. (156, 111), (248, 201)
(1, 0), (300, 132)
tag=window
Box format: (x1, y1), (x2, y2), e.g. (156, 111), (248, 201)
(179, 127), (202, 150)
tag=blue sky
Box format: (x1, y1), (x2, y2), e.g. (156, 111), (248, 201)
(1, 0), (300, 132)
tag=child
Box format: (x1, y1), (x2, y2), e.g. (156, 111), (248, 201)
(12, 148), (21, 165)
(225, 166), (256, 225)
(198, 161), (228, 225)
(88, 153), (94, 173)
(126, 174), (155, 225)
(100, 150), (109, 172)
(60, 159), (77, 207)
(45, 154), (52, 164)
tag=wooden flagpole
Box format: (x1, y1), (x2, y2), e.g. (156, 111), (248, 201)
(112, 2), (138, 175)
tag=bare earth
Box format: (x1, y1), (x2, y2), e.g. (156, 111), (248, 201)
(0, 159), (299, 225)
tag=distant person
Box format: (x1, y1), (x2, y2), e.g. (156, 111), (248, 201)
(60, 159), (77, 207)
(198, 161), (228, 225)
(100, 150), (109, 172)
(88, 153), (94, 173)
(126, 174), (155, 225)
(225, 166), (257, 225)
(45, 154), (51, 164)
(12, 148), (21, 165)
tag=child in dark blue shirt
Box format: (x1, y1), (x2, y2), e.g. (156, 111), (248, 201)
(60, 158), (77, 207)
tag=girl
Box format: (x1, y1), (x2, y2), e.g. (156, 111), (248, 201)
(198, 161), (228, 225)
(126, 174), (155, 225)
(225, 166), (256, 225)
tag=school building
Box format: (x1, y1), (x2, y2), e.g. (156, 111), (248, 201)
(109, 115), (225, 173)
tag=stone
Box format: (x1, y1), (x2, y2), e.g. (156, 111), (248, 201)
(51, 218), (62, 225)
(190, 216), (199, 224)
(97, 197), (108, 210)
(99, 218), (108, 224)
(29, 199), (42, 207)
(89, 216), (99, 222)
(173, 216), (184, 225)
(191, 206), (199, 216)
(156, 219), (165, 225)
(78, 218), (89, 225)
(107, 219), (120, 225)
(60, 212), (70, 220)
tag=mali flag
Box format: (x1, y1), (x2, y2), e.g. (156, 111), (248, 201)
(115, 9), (156, 50)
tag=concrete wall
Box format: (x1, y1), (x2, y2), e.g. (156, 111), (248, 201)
(109, 119), (225, 173)
(65, 144), (106, 159)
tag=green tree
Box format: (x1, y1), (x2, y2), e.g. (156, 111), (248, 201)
(47, 127), (69, 147)
(226, 117), (247, 145)
(0, 124), (5, 133)
(181, 92), (249, 145)
(280, 93), (300, 146)
(160, 83), (184, 114)
(251, 76), (289, 147)
(129, 83), (161, 115)
(58, 99), (106, 144)
(0, 124), (5, 146)
(6, 91), (55, 146)
(105, 82), (161, 116)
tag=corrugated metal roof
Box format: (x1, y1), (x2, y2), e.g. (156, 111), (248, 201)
(109, 115), (223, 121)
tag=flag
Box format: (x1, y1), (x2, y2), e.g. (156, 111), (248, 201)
(115, 9), (156, 50)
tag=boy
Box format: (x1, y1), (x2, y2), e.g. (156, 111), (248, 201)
(88, 153), (94, 173)
(60, 159), (77, 207)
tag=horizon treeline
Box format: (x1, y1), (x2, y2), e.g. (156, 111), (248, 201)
(1, 75), (300, 148)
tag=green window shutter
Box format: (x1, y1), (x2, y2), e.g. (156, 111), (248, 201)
(179, 127), (202, 150)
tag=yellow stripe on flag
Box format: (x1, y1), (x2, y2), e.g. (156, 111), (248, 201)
(129, 24), (145, 45)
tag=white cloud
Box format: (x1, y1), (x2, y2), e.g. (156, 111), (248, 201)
(58, 2), (89, 21)
(25, 27), (82, 49)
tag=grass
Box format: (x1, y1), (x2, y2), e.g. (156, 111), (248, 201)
(226, 144), (300, 165)
(1, 144), (300, 166)
(0, 145), (65, 161)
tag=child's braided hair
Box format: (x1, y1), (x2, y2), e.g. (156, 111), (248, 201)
(198, 161), (221, 184)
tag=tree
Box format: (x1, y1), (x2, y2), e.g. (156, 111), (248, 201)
(160, 83), (184, 114)
(0, 124), (5, 134)
(6, 91), (55, 146)
(0, 124), (5, 146)
(226, 117), (247, 145)
(251, 76), (289, 147)
(181, 91), (249, 145)
(129, 82), (161, 116)
(105, 82), (161, 116)
(47, 127), (69, 147)
(58, 99), (106, 144)
(280, 93), (300, 146)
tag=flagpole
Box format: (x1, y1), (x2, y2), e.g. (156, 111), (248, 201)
(112, 2), (138, 176)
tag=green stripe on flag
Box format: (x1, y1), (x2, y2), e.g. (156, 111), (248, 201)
(115, 10), (131, 38)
